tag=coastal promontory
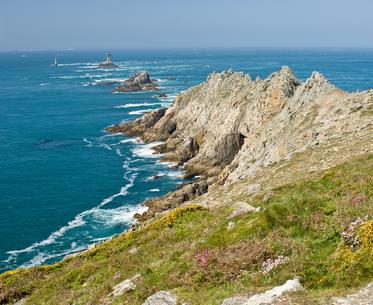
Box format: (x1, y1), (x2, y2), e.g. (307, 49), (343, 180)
(2, 67), (372, 305)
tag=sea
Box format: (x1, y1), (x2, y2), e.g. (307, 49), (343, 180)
(0, 49), (372, 273)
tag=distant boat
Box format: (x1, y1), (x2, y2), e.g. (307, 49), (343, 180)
(98, 52), (119, 69)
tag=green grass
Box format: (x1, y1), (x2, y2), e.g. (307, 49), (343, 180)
(1, 154), (372, 305)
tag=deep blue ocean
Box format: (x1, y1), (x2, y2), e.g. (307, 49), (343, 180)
(0, 49), (372, 272)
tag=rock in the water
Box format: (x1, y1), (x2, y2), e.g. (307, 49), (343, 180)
(108, 274), (142, 297)
(221, 277), (303, 305)
(114, 72), (159, 93)
(97, 52), (119, 69)
(142, 291), (177, 305)
(159, 93), (168, 97)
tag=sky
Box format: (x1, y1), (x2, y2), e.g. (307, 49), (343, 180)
(1, 0), (373, 50)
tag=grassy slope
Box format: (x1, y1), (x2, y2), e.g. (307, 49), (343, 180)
(1, 155), (372, 305)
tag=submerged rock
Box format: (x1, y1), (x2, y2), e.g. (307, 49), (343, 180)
(114, 72), (159, 93)
(142, 291), (177, 305)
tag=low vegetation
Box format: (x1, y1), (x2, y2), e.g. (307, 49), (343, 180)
(1, 154), (372, 305)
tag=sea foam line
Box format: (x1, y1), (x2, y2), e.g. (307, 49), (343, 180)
(129, 109), (155, 115)
(4, 173), (138, 267)
(114, 102), (164, 109)
(132, 141), (164, 158)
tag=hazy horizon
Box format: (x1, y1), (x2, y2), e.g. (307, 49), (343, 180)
(1, 0), (373, 50)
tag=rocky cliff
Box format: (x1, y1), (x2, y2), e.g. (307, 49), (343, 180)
(108, 66), (373, 217)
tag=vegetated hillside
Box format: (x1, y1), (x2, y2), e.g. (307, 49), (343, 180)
(1, 154), (372, 304)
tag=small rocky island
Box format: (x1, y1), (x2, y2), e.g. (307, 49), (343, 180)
(97, 52), (119, 69)
(114, 72), (159, 93)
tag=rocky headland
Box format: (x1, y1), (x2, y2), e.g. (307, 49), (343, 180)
(2, 67), (372, 305)
(114, 72), (159, 93)
(107, 66), (373, 219)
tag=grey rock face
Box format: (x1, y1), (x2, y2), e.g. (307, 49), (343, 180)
(142, 291), (177, 305)
(108, 66), (373, 213)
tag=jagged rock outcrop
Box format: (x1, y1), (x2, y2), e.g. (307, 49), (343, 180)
(135, 179), (208, 220)
(108, 66), (373, 214)
(114, 72), (159, 93)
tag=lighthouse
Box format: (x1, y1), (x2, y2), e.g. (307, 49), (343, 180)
(105, 52), (112, 64)
(98, 51), (119, 69)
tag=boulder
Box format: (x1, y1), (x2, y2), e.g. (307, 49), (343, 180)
(228, 201), (260, 218)
(108, 274), (142, 297)
(220, 277), (303, 305)
(142, 291), (177, 305)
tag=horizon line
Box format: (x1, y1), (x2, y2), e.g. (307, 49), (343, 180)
(2, 46), (373, 53)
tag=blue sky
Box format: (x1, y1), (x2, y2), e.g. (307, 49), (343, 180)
(1, 0), (372, 50)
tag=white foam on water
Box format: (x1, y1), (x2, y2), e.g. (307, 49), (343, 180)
(89, 78), (126, 86)
(39, 83), (51, 86)
(57, 62), (97, 67)
(157, 93), (178, 103)
(115, 148), (123, 157)
(149, 188), (160, 192)
(156, 160), (179, 168)
(83, 137), (93, 147)
(120, 138), (142, 144)
(101, 132), (125, 138)
(132, 141), (164, 158)
(99, 143), (113, 151)
(160, 171), (184, 179)
(98, 204), (148, 225)
(145, 173), (166, 182)
(114, 102), (164, 109)
(54, 73), (112, 80)
(129, 109), (155, 115)
(4, 173), (138, 268)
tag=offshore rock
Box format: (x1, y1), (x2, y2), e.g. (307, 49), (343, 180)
(114, 72), (159, 93)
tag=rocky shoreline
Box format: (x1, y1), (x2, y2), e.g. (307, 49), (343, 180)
(107, 66), (373, 222)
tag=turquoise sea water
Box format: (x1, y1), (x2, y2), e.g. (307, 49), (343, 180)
(0, 49), (372, 272)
